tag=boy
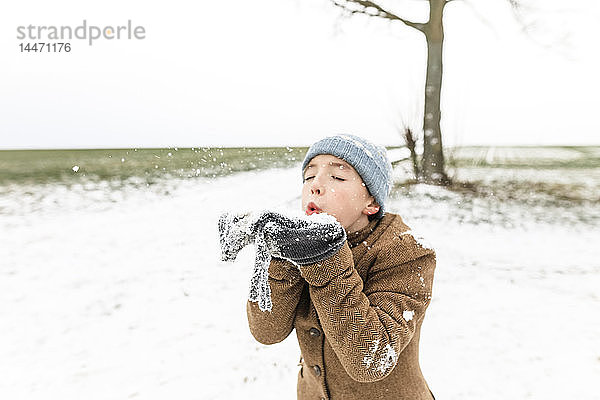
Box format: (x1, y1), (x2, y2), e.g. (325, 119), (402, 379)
(226, 134), (437, 399)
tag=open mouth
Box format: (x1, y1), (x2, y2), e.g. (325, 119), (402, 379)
(306, 202), (322, 216)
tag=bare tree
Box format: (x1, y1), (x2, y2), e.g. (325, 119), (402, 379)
(329, 0), (523, 186)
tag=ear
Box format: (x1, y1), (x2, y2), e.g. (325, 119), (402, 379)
(362, 198), (380, 216)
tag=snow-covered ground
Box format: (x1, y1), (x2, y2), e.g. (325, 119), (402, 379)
(1, 166), (599, 399)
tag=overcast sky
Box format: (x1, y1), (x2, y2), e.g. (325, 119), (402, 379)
(1, 0), (599, 149)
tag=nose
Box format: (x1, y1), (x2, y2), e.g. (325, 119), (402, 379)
(310, 175), (325, 196)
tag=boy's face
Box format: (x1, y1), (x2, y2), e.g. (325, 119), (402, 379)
(302, 154), (380, 233)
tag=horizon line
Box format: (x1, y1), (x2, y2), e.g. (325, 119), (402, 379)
(1, 143), (599, 151)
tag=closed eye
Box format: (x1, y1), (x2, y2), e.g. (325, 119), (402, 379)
(303, 175), (346, 182)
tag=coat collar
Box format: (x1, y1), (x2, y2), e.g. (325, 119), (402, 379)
(345, 215), (384, 248)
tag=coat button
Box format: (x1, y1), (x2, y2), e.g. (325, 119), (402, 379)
(313, 365), (321, 376)
(309, 328), (321, 337)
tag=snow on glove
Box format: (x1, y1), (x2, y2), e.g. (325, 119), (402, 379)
(217, 210), (274, 311)
(217, 212), (254, 262)
(259, 211), (347, 266)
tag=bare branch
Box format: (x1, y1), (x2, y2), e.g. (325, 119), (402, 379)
(461, 0), (500, 37)
(330, 0), (427, 32)
(507, 0), (521, 10)
(505, 0), (545, 34)
(505, 0), (573, 56)
(506, 0), (533, 32)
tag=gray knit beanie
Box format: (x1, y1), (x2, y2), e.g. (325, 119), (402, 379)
(301, 134), (393, 220)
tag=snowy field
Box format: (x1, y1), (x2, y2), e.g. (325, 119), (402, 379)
(1, 164), (599, 399)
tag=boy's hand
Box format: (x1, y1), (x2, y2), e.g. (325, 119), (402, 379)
(217, 209), (347, 312)
(218, 212), (254, 262)
(256, 211), (347, 266)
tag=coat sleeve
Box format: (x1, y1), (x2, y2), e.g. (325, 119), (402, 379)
(246, 257), (305, 345)
(298, 236), (436, 382)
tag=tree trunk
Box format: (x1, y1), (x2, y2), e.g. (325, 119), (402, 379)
(420, 0), (451, 185)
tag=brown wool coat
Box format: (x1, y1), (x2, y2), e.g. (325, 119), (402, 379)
(246, 212), (437, 400)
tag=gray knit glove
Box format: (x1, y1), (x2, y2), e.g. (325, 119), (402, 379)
(217, 212), (254, 262)
(257, 211), (347, 266)
(218, 211), (273, 311)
